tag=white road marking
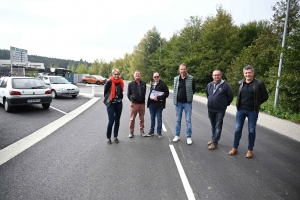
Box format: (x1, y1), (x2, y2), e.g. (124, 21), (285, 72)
(0, 97), (100, 166)
(50, 106), (67, 115)
(169, 145), (196, 200)
(162, 123), (167, 132)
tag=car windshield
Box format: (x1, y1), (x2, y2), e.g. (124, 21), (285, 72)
(49, 77), (69, 84)
(12, 78), (47, 89)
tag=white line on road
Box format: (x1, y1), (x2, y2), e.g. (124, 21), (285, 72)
(169, 145), (196, 200)
(50, 106), (67, 115)
(162, 123), (167, 132)
(0, 97), (100, 166)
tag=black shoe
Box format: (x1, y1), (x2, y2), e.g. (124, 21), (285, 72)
(129, 132), (134, 138)
(148, 131), (154, 136)
(107, 139), (112, 144)
(114, 137), (119, 143)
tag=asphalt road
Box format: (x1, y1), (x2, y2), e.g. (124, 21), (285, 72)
(0, 82), (299, 200)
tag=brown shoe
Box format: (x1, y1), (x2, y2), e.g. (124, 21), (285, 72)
(207, 141), (212, 146)
(208, 143), (217, 150)
(246, 151), (253, 158)
(228, 148), (238, 155)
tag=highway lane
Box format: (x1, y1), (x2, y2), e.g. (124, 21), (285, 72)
(0, 83), (106, 150)
(0, 82), (300, 199)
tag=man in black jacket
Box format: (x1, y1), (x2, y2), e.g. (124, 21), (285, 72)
(127, 71), (147, 138)
(228, 65), (268, 158)
(147, 72), (169, 138)
(206, 70), (233, 150)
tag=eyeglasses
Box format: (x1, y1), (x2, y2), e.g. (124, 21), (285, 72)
(153, 76), (159, 78)
(213, 74), (221, 76)
(113, 74), (120, 76)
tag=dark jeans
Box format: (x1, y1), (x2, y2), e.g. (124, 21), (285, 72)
(208, 111), (225, 145)
(149, 102), (163, 133)
(106, 102), (123, 139)
(233, 110), (258, 151)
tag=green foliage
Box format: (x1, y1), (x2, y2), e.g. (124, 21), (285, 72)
(192, 7), (242, 91)
(88, 60), (101, 75)
(76, 64), (88, 74)
(260, 97), (300, 123)
(121, 53), (131, 80)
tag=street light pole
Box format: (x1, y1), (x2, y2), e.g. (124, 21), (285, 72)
(274, 0), (290, 108)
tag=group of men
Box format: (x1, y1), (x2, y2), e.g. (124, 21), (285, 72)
(127, 63), (268, 158)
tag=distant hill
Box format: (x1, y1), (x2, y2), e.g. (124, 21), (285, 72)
(0, 49), (91, 68)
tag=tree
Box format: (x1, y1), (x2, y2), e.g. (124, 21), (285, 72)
(76, 64), (88, 74)
(89, 60), (101, 75)
(226, 27), (278, 94)
(113, 58), (124, 78)
(239, 20), (271, 47)
(195, 6), (241, 91)
(122, 53), (132, 80)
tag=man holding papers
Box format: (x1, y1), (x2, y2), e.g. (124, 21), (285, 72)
(146, 72), (169, 138)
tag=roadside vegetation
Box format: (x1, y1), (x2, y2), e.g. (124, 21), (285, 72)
(196, 92), (300, 124)
(1, 0), (299, 123)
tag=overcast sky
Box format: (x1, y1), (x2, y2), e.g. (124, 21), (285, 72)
(0, 0), (277, 63)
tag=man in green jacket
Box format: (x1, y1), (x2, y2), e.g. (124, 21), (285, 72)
(173, 63), (195, 145)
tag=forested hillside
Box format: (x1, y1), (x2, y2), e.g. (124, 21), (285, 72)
(0, 49), (91, 69)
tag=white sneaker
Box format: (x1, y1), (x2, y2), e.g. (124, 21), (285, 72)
(187, 138), (192, 145)
(128, 132), (134, 138)
(173, 136), (180, 142)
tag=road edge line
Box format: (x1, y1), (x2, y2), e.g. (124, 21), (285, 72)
(0, 97), (100, 166)
(169, 145), (196, 200)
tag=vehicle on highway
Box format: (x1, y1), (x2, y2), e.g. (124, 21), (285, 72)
(39, 75), (79, 99)
(82, 75), (105, 85)
(93, 75), (107, 84)
(0, 76), (52, 112)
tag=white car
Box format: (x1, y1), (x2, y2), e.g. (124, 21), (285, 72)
(0, 77), (52, 112)
(39, 75), (79, 99)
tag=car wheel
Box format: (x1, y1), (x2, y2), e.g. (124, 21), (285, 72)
(4, 99), (12, 112)
(51, 90), (57, 99)
(82, 80), (87, 84)
(42, 103), (50, 109)
(96, 81), (100, 85)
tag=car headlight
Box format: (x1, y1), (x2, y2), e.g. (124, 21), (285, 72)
(56, 88), (65, 91)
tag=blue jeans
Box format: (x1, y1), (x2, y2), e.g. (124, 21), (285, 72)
(208, 111), (225, 145)
(149, 102), (163, 133)
(233, 110), (258, 151)
(106, 102), (123, 139)
(175, 102), (192, 138)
